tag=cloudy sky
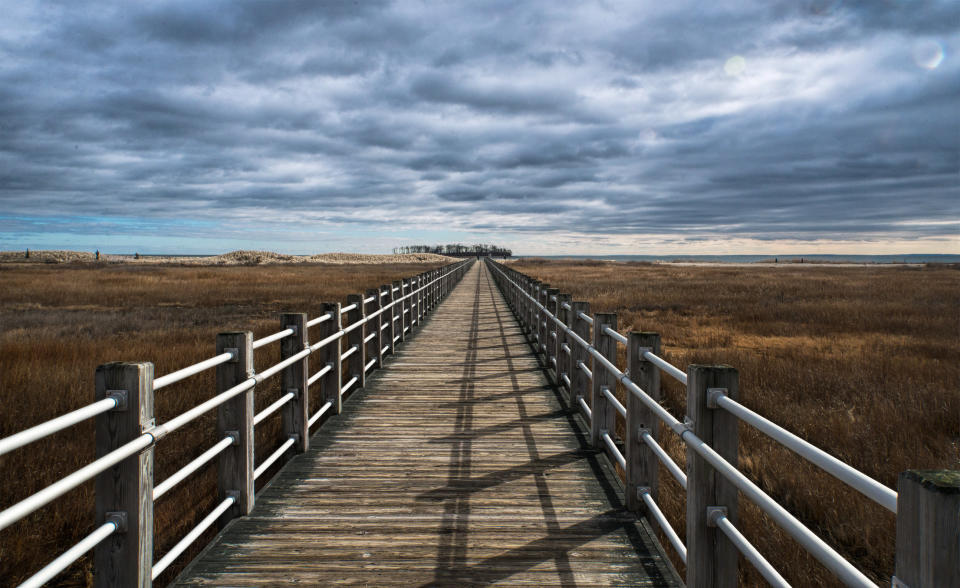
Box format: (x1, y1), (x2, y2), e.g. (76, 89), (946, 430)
(0, 1), (957, 255)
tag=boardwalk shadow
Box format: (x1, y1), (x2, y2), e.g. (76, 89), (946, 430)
(426, 263), (673, 587)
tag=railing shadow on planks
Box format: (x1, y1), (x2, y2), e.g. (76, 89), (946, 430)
(484, 258), (958, 588)
(0, 259), (474, 587)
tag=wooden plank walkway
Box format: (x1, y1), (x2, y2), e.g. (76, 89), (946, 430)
(176, 262), (680, 586)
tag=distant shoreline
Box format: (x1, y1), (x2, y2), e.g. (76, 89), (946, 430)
(515, 253), (960, 264)
(0, 250), (456, 265)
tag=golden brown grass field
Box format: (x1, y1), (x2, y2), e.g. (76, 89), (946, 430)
(507, 258), (959, 586)
(0, 260), (447, 586)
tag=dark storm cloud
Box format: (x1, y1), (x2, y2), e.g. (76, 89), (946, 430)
(0, 0), (957, 252)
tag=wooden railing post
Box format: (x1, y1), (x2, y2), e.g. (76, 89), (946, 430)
(216, 331), (254, 528)
(686, 364), (739, 588)
(591, 313), (617, 448)
(532, 282), (542, 351)
(346, 294), (366, 391)
(626, 332), (661, 512)
(524, 280), (536, 341)
(400, 279), (410, 342)
(526, 280), (538, 344)
(391, 280), (403, 345)
(94, 361), (154, 588)
(280, 313), (309, 453)
(366, 288), (383, 370)
(568, 301), (591, 407)
(895, 470), (960, 586)
(555, 293), (571, 391)
(537, 285), (550, 361)
(544, 288), (559, 382)
(387, 284), (398, 355)
(417, 273), (424, 325)
(316, 303), (343, 414)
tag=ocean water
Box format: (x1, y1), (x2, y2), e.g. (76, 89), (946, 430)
(524, 254), (960, 264)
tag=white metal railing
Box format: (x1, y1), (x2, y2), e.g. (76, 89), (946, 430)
(485, 258), (895, 588)
(0, 258), (473, 586)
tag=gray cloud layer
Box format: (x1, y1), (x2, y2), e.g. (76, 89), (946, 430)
(0, 0), (957, 251)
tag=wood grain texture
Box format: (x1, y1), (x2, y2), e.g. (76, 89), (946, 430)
(685, 365), (738, 588)
(280, 313), (309, 454)
(94, 361), (154, 588)
(626, 332), (661, 512)
(216, 332), (255, 527)
(176, 263), (679, 587)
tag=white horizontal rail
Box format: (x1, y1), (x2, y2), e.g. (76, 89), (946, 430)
(254, 392), (296, 426)
(687, 436), (875, 586)
(0, 397), (117, 457)
(601, 432), (626, 470)
(381, 345), (390, 355)
(341, 376), (358, 395)
(578, 311), (594, 325)
(343, 317), (368, 334)
(365, 358), (376, 372)
(715, 393), (897, 513)
(641, 431), (687, 489)
(151, 379), (255, 441)
(487, 260), (876, 588)
(340, 303), (357, 314)
(307, 364), (332, 387)
(254, 437), (296, 480)
(578, 361), (593, 380)
(256, 348), (310, 383)
(341, 345), (358, 361)
(577, 396), (592, 420)
(561, 343), (570, 355)
(363, 332), (376, 343)
(0, 433), (153, 531)
(713, 512), (790, 588)
(154, 352), (235, 390)
(639, 489), (686, 564)
(363, 295), (375, 303)
(641, 350), (687, 385)
(20, 521), (117, 588)
(602, 387), (626, 418)
(306, 312), (332, 328)
(251, 328), (294, 350)
(310, 330), (344, 352)
(151, 496), (235, 580)
(380, 322), (390, 332)
(154, 436), (234, 500)
(561, 373), (571, 388)
(308, 401), (333, 427)
(603, 326), (628, 345)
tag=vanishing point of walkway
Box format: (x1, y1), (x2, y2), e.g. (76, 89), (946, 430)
(176, 263), (679, 586)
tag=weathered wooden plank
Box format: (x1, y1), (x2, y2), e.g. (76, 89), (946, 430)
(176, 263), (680, 587)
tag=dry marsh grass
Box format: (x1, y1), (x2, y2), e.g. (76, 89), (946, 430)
(507, 259), (959, 586)
(0, 261), (446, 586)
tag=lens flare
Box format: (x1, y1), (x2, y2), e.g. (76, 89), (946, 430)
(724, 55), (746, 76)
(913, 40), (945, 70)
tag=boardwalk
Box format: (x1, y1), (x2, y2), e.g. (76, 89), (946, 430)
(176, 263), (680, 586)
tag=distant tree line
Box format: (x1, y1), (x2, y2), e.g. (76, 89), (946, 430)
(393, 244), (512, 258)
